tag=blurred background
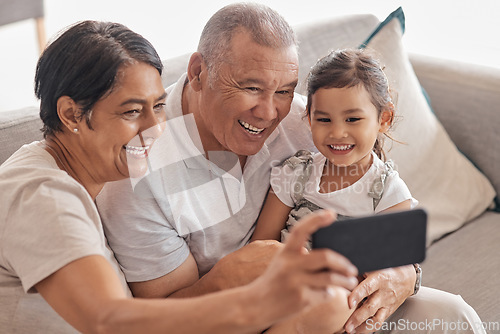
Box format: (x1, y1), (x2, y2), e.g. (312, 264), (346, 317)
(1, 0), (499, 113)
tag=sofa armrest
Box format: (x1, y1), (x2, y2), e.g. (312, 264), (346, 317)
(0, 106), (43, 165)
(410, 53), (500, 198)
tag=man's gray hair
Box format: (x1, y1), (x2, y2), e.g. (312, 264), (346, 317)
(198, 2), (298, 82)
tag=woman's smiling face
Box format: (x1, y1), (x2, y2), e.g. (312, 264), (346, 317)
(76, 61), (167, 181)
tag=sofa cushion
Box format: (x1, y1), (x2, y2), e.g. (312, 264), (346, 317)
(294, 14), (380, 94)
(162, 52), (190, 89)
(0, 107), (43, 165)
(410, 54), (500, 210)
(422, 211), (500, 325)
(360, 8), (496, 244)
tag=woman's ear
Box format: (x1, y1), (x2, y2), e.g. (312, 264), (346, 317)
(56, 96), (80, 133)
(187, 52), (204, 92)
(379, 103), (394, 133)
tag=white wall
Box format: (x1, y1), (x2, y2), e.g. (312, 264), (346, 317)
(0, 0), (499, 112)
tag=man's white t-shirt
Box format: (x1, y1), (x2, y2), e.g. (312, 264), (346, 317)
(97, 73), (317, 279)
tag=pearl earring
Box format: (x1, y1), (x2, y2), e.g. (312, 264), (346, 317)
(73, 128), (78, 133)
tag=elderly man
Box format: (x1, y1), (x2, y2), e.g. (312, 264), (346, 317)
(98, 3), (484, 333)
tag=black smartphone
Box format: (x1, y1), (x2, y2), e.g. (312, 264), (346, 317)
(311, 209), (427, 273)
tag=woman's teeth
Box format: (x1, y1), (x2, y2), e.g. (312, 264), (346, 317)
(125, 145), (150, 157)
(239, 120), (264, 134)
(329, 144), (354, 151)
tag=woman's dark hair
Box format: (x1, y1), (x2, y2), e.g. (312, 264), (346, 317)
(306, 49), (395, 160)
(35, 20), (163, 137)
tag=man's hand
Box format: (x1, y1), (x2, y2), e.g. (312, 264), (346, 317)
(130, 241), (283, 299)
(207, 239), (284, 291)
(344, 265), (416, 333)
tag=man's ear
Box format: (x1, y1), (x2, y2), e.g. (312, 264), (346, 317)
(187, 52), (204, 92)
(379, 103), (394, 133)
(56, 96), (80, 133)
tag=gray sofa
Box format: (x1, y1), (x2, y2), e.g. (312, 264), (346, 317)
(1, 11), (499, 330)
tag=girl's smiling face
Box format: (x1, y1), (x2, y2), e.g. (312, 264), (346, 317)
(309, 84), (392, 170)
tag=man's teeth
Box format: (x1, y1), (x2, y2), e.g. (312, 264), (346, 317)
(329, 144), (353, 151)
(125, 145), (150, 156)
(239, 120), (264, 134)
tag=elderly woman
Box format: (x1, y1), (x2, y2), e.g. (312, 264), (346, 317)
(0, 20), (358, 333)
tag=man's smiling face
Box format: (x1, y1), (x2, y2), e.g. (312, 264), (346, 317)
(196, 29), (299, 157)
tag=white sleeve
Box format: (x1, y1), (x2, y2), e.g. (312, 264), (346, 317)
(97, 172), (190, 283)
(375, 170), (419, 213)
(269, 163), (297, 208)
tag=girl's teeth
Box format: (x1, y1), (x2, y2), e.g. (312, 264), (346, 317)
(239, 120), (264, 134)
(329, 144), (353, 151)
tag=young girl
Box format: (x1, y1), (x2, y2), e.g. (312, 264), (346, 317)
(252, 48), (418, 245)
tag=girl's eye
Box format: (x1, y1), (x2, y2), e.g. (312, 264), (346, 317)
(346, 117), (361, 123)
(316, 118), (331, 123)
